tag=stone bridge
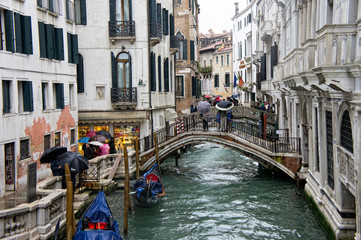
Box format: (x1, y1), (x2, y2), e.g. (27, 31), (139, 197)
(121, 115), (302, 180)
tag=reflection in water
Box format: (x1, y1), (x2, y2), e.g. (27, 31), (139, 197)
(108, 143), (327, 240)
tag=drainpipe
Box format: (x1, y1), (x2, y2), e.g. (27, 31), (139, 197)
(147, 0), (154, 136)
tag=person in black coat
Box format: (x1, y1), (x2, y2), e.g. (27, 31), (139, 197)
(84, 143), (94, 160)
(108, 137), (117, 154)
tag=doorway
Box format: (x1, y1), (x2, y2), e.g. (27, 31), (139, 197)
(4, 143), (15, 191)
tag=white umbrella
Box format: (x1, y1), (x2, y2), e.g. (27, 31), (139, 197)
(216, 101), (234, 111)
(88, 141), (104, 147)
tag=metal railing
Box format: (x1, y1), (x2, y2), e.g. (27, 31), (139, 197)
(149, 22), (162, 39)
(109, 21), (136, 38)
(170, 35), (180, 48)
(111, 87), (137, 103)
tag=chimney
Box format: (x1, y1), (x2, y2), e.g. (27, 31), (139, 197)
(235, 2), (239, 15)
(209, 29), (214, 37)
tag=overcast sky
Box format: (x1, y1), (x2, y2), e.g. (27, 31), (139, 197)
(197, 0), (247, 34)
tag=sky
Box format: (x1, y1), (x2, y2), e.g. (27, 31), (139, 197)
(197, 0), (247, 34)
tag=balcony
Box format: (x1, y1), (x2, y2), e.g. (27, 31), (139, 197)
(111, 87), (137, 110)
(150, 22), (162, 46)
(109, 21), (136, 41)
(170, 36), (180, 55)
(260, 20), (273, 41)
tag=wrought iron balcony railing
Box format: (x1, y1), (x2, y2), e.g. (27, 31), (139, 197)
(111, 87), (137, 103)
(109, 21), (136, 38)
(170, 35), (180, 49)
(149, 22), (162, 39)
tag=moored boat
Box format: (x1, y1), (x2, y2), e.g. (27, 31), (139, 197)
(131, 164), (165, 207)
(73, 190), (122, 240)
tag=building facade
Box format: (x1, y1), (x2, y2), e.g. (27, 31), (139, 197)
(232, 1), (258, 106)
(77, 0), (177, 151)
(254, 0), (361, 238)
(212, 43), (233, 100)
(174, 0), (200, 113)
(0, 0), (79, 196)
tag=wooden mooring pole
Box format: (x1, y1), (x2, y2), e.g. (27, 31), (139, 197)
(135, 136), (140, 179)
(175, 151), (179, 167)
(123, 145), (130, 235)
(65, 164), (75, 240)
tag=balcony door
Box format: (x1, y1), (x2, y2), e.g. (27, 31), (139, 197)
(116, 0), (131, 22)
(117, 52), (131, 89)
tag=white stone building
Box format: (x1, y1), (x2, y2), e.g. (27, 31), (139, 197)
(255, 0), (361, 239)
(232, 0), (258, 106)
(77, 0), (177, 150)
(0, 0), (79, 196)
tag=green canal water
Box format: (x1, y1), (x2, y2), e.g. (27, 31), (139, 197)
(108, 143), (328, 240)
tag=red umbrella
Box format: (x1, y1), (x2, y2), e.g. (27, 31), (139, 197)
(205, 95), (211, 98)
(86, 131), (96, 137)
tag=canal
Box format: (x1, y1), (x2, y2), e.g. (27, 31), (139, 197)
(108, 143), (328, 240)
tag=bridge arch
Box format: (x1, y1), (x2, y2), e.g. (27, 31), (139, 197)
(140, 132), (300, 180)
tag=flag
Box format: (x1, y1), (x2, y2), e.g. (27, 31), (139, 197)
(233, 73), (238, 88)
(238, 72), (244, 87)
(223, 83), (228, 92)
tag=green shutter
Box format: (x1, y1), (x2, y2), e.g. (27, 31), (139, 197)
(190, 40), (194, 61)
(49, 0), (54, 12)
(37, 0), (42, 7)
(158, 56), (161, 92)
(129, 0), (132, 21)
(45, 24), (54, 59)
(2, 81), (10, 114)
(77, 55), (84, 93)
(109, 0), (116, 22)
(111, 52), (117, 88)
(162, 9), (167, 35)
(56, 83), (64, 109)
(22, 16), (33, 55)
(80, 0), (87, 25)
(38, 22), (46, 57)
(170, 15), (174, 36)
(67, 33), (72, 63)
(157, 4), (161, 25)
(150, 53), (156, 91)
(14, 13), (23, 53)
(72, 34), (79, 64)
(164, 58), (169, 92)
(192, 77), (196, 96)
(42, 83), (46, 110)
(183, 40), (187, 60)
(23, 81), (33, 112)
(150, 0), (156, 23)
(4, 10), (14, 52)
(55, 28), (64, 60)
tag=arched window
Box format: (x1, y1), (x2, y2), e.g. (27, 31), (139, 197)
(175, 32), (187, 60)
(117, 52), (132, 89)
(340, 110), (353, 153)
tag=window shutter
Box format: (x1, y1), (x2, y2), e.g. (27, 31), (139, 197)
(42, 83), (46, 110)
(129, 54), (133, 89)
(14, 13), (23, 54)
(45, 24), (55, 59)
(38, 22), (46, 57)
(129, 0), (133, 21)
(270, 44), (278, 78)
(192, 0), (194, 15)
(162, 9), (166, 35)
(2, 81), (10, 114)
(49, 0), (54, 12)
(192, 77), (196, 96)
(152, 53), (156, 91)
(157, 4), (161, 25)
(37, 0), (42, 7)
(164, 58), (169, 92)
(56, 83), (64, 109)
(189, 0), (191, 10)
(4, 10), (14, 52)
(55, 28), (64, 60)
(72, 34), (79, 64)
(77, 55), (84, 93)
(261, 53), (266, 81)
(111, 52), (117, 88)
(23, 81), (33, 112)
(158, 56), (162, 92)
(150, 0), (157, 23)
(80, 0), (87, 25)
(109, 0), (116, 22)
(165, 10), (169, 35)
(67, 33), (72, 63)
(183, 40), (187, 60)
(190, 40), (194, 61)
(22, 16), (33, 55)
(170, 14), (174, 36)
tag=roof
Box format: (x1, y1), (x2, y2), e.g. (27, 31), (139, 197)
(199, 41), (222, 52)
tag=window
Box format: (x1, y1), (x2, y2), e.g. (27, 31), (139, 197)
(54, 83), (64, 109)
(116, 52), (132, 89)
(203, 59), (206, 67)
(69, 84), (74, 108)
(177, 0), (182, 4)
(2, 80), (11, 114)
(67, 33), (79, 63)
(42, 82), (49, 110)
(77, 54), (84, 93)
(158, 56), (162, 92)
(115, 0), (132, 22)
(157, 4), (162, 28)
(18, 81), (34, 112)
(70, 129), (76, 145)
(221, 56), (224, 66)
(214, 74), (219, 88)
(190, 40), (195, 61)
(175, 76), (184, 97)
(244, 39), (247, 56)
(225, 73), (230, 87)
(164, 58), (169, 92)
(227, 54), (229, 65)
(20, 139), (30, 160)
(191, 76), (197, 96)
(175, 32), (187, 60)
(38, 22), (64, 60)
(74, 0), (87, 25)
(54, 132), (61, 146)
(340, 110), (353, 153)
(44, 134), (51, 151)
(38, 0), (62, 14)
(150, 52), (156, 91)
(216, 56), (218, 63)
(66, 0), (75, 22)
(162, 8), (169, 35)
(210, 59), (212, 66)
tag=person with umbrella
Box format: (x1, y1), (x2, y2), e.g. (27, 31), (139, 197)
(83, 143), (95, 160)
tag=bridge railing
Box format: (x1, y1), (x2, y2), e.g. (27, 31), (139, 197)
(139, 122), (177, 152)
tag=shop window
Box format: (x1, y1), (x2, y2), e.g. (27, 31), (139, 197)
(114, 125), (139, 151)
(20, 139), (30, 160)
(78, 126), (90, 138)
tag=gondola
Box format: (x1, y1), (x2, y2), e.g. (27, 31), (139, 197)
(73, 189), (122, 240)
(131, 164), (165, 207)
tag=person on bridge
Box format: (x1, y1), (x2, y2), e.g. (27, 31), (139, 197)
(226, 110), (233, 132)
(216, 112), (221, 129)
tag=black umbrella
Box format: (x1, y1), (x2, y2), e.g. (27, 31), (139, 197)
(197, 101), (211, 114)
(216, 100), (234, 111)
(40, 146), (67, 164)
(96, 130), (112, 139)
(57, 151), (89, 174)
